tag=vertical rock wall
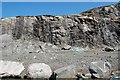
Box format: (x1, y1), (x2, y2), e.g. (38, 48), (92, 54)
(1, 3), (120, 48)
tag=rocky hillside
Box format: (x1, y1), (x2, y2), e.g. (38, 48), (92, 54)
(1, 3), (120, 49)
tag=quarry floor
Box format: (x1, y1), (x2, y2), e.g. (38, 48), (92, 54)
(1, 48), (119, 77)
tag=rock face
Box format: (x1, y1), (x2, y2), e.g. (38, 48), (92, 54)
(1, 3), (120, 49)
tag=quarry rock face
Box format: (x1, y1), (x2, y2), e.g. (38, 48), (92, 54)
(0, 3), (120, 79)
(1, 3), (120, 49)
(1, 3), (120, 50)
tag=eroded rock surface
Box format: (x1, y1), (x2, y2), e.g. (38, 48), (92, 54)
(1, 3), (120, 49)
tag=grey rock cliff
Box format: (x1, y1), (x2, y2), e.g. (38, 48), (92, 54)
(1, 3), (120, 49)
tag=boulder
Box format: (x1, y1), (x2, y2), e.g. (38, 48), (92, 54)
(111, 70), (120, 78)
(104, 47), (115, 52)
(92, 73), (100, 79)
(89, 61), (111, 78)
(76, 72), (91, 79)
(52, 45), (59, 50)
(0, 60), (25, 77)
(71, 47), (85, 52)
(54, 65), (76, 78)
(27, 63), (52, 78)
(61, 44), (71, 50)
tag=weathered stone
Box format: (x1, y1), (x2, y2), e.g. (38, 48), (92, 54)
(61, 44), (71, 50)
(0, 60), (25, 77)
(76, 72), (91, 79)
(104, 47), (115, 52)
(85, 73), (92, 78)
(111, 70), (120, 78)
(27, 63), (52, 78)
(54, 65), (76, 78)
(71, 47), (86, 52)
(52, 45), (59, 50)
(92, 73), (100, 78)
(60, 26), (66, 33)
(89, 61), (111, 78)
(46, 43), (53, 47)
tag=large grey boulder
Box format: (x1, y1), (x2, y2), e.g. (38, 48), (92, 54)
(54, 65), (76, 78)
(0, 60), (25, 77)
(89, 61), (111, 78)
(27, 63), (52, 78)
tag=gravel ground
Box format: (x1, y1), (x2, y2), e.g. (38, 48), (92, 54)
(1, 47), (119, 76)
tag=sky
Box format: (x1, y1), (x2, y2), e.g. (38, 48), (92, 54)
(1, 0), (120, 2)
(1, 2), (117, 18)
